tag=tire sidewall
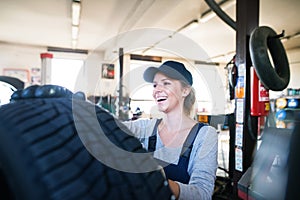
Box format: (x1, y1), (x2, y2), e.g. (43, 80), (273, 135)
(0, 121), (49, 200)
(249, 26), (290, 91)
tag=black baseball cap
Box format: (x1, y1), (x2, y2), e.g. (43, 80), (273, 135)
(143, 61), (193, 86)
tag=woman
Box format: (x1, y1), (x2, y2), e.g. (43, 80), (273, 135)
(124, 61), (218, 199)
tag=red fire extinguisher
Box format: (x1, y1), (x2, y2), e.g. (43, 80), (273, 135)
(251, 67), (270, 116)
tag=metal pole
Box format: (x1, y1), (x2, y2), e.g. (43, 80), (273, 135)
(232, 0), (259, 197)
(118, 48), (124, 120)
(40, 53), (53, 85)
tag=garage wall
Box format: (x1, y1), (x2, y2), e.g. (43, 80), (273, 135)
(0, 43), (45, 69)
(1, 42), (299, 98)
(0, 43), (46, 87)
(269, 48), (300, 98)
(287, 49), (300, 88)
(0, 43), (132, 97)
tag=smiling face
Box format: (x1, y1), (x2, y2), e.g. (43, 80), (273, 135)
(152, 72), (187, 114)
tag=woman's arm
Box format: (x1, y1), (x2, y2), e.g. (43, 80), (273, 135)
(168, 180), (180, 199)
(177, 126), (218, 200)
(122, 118), (157, 148)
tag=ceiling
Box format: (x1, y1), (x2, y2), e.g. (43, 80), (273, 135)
(0, 0), (299, 64)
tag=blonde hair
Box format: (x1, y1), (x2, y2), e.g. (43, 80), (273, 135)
(180, 81), (196, 116)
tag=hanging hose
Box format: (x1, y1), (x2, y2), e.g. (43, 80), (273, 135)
(204, 0), (236, 30)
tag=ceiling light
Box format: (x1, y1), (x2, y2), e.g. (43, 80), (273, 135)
(142, 18), (199, 54)
(282, 31), (300, 42)
(184, 19), (199, 30)
(72, 25), (79, 40)
(199, 12), (215, 23)
(72, 0), (81, 26)
(72, 40), (78, 49)
(178, 19), (199, 32)
(71, 0), (81, 48)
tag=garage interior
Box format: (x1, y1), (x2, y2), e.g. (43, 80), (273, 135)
(0, 0), (300, 199)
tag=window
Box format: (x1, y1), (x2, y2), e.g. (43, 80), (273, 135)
(51, 58), (84, 92)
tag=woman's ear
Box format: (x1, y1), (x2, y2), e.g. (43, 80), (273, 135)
(182, 87), (191, 97)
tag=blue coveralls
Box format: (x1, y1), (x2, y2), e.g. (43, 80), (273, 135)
(148, 120), (205, 184)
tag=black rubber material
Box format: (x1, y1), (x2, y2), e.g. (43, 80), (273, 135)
(204, 0), (236, 30)
(249, 26), (290, 91)
(0, 87), (172, 199)
(0, 76), (24, 90)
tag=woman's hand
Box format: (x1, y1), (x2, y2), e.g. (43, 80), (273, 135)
(168, 179), (180, 199)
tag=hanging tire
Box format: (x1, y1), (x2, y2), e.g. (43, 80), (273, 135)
(0, 85), (172, 200)
(249, 26), (290, 91)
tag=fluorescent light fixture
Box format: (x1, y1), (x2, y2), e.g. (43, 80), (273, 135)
(72, 39), (77, 49)
(71, 0), (81, 48)
(143, 18), (199, 53)
(72, 25), (79, 40)
(282, 31), (300, 42)
(184, 19), (199, 30)
(72, 0), (81, 26)
(199, 0), (236, 23)
(199, 12), (215, 23)
(178, 19), (199, 32)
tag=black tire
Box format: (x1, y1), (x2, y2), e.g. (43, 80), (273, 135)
(0, 87), (172, 199)
(0, 76), (24, 90)
(249, 26), (290, 91)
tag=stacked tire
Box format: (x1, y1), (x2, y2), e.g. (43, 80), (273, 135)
(0, 85), (172, 200)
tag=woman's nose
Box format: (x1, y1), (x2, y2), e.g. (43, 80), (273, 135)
(153, 85), (163, 96)
(153, 84), (163, 91)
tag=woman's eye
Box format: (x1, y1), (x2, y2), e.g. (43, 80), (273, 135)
(163, 82), (171, 86)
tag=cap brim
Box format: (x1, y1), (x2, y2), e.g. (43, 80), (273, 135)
(143, 65), (192, 85)
(143, 67), (159, 83)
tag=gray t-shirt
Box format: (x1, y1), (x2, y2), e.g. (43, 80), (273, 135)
(123, 118), (218, 200)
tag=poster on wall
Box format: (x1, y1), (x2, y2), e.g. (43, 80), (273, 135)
(30, 68), (41, 85)
(3, 68), (30, 83)
(102, 63), (115, 79)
